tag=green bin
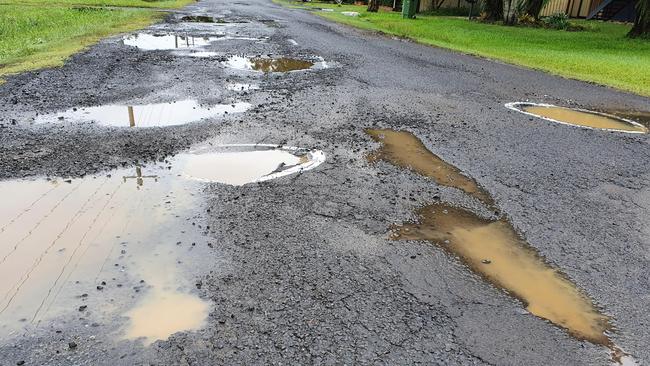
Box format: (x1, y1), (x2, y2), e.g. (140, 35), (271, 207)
(402, 0), (417, 18)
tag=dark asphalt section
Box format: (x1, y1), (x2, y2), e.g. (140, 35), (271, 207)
(1, 0), (649, 364)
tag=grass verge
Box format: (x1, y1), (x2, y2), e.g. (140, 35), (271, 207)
(278, 0), (650, 97)
(0, 0), (192, 81)
(0, 0), (194, 8)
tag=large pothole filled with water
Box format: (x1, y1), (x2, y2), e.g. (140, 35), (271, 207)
(367, 128), (635, 364)
(223, 56), (328, 73)
(122, 33), (224, 50)
(506, 102), (648, 134)
(33, 100), (251, 128)
(0, 144), (324, 344)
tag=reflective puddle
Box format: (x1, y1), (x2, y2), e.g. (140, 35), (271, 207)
(366, 129), (492, 205)
(391, 203), (610, 345)
(224, 56), (317, 73)
(123, 33), (223, 50)
(604, 110), (650, 128)
(506, 102), (648, 134)
(181, 145), (325, 185)
(33, 100), (251, 128)
(0, 144), (324, 343)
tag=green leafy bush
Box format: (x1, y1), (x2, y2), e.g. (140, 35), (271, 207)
(543, 12), (569, 29)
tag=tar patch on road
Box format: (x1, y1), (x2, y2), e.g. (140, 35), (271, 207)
(506, 102), (648, 134)
(366, 129), (493, 206)
(34, 100), (251, 128)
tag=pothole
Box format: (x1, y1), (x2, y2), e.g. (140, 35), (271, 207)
(366, 129), (492, 206)
(224, 56), (327, 73)
(392, 203), (610, 344)
(179, 15), (216, 23)
(180, 144), (325, 186)
(369, 128), (635, 364)
(122, 33), (223, 50)
(506, 102), (648, 134)
(33, 100), (251, 128)
(0, 143), (324, 343)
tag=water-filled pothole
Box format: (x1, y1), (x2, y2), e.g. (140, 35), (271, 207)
(224, 56), (321, 73)
(0, 143), (324, 343)
(34, 100), (251, 128)
(122, 33), (223, 50)
(369, 128), (634, 364)
(366, 129), (492, 206)
(506, 102), (648, 134)
(181, 144), (325, 186)
(392, 203), (610, 344)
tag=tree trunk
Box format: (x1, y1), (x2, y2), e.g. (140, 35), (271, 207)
(503, 0), (519, 24)
(367, 0), (380, 11)
(628, 0), (649, 38)
(484, 0), (504, 20)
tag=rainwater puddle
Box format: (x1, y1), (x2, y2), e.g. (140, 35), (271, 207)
(181, 144), (325, 185)
(0, 144), (324, 343)
(122, 33), (223, 50)
(224, 56), (321, 73)
(34, 100), (251, 128)
(506, 102), (648, 134)
(391, 203), (635, 364)
(366, 129), (492, 205)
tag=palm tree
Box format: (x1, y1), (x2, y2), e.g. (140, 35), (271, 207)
(628, 0), (649, 37)
(367, 0), (380, 12)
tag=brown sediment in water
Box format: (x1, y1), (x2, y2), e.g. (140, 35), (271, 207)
(250, 57), (314, 72)
(391, 203), (612, 346)
(604, 110), (650, 128)
(366, 129), (492, 206)
(522, 105), (648, 133)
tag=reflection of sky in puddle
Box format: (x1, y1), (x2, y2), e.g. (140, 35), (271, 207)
(181, 145), (325, 186)
(122, 33), (223, 50)
(34, 100), (252, 128)
(0, 144), (325, 343)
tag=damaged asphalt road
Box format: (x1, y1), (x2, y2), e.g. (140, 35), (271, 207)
(1, 0), (650, 365)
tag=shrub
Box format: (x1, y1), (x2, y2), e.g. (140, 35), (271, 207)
(543, 12), (570, 29)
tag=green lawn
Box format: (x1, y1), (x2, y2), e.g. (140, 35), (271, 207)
(0, 0), (194, 8)
(279, 1), (650, 97)
(0, 0), (192, 82)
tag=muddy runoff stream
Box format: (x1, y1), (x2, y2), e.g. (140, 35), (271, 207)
(0, 145), (324, 344)
(367, 128), (634, 364)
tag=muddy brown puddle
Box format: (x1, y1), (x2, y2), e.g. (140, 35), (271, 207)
(33, 100), (251, 128)
(366, 129), (492, 205)
(0, 144), (325, 344)
(368, 128), (635, 364)
(507, 102), (648, 134)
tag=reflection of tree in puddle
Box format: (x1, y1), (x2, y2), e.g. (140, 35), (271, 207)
(250, 57), (314, 73)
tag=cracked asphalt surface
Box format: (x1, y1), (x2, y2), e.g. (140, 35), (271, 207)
(1, 0), (650, 364)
